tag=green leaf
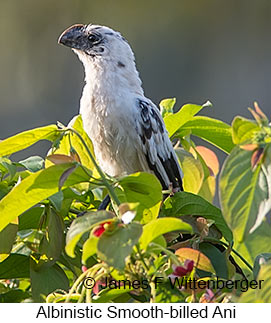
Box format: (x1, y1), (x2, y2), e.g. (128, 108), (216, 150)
(0, 125), (60, 157)
(164, 102), (209, 137)
(234, 220), (271, 270)
(93, 286), (133, 303)
(82, 235), (98, 264)
(219, 145), (271, 242)
(179, 116), (234, 153)
(197, 176), (216, 203)
(160, 98), (176, 118)
(49, 191), (63, 212)
(139, 217), (192, 250)
(0, 222), (18, 256)
(0, 182), (10, 200)
(0, 254), (30, 278)
(46, 115), (95, 171)
(253, 253), (271, 279)
(69, 115), (95, 168)
(19, 156), (44, 173)
(117, 172), (162, 224)
(147, 235), (167, 252)
(97, 222), (142, 270)
(0, 163), (90, 231)
(19, 207), (44, 231)
(46, 292), (81, 303)
(65, 211), (115, 257)
(0, 289), (30, 302)
(163, 192), (233, 243)
(155, 281), (185, 302)
(232, 117), (260, 144)
(175, 148), (204, 194)
(0, 157), (17, 179)
(238, 262), (271, 302)
(199, 242), (228, 279)
(38, 208), (64, 268)
(30, 261), (69, 302)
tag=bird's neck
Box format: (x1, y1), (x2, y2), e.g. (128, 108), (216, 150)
(81, 58), (144, 109)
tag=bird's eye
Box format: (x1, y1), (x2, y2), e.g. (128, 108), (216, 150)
(87, 34), (100, 44)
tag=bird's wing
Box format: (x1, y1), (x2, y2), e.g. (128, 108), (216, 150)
(135, 98), (183, 190)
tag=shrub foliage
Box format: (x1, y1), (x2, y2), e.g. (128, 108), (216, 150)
(0, 100), (270, 303)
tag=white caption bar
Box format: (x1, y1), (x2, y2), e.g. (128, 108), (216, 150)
(0, 303), (270, 322)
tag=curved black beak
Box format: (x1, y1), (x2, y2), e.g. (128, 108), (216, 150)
(58, 24), (85, 50)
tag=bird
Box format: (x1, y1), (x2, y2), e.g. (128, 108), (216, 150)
(58, 24), (183, 194)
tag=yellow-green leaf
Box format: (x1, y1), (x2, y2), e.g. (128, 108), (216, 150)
(175, 148), (204, 194)
(117, 172), (162, 224)
(164, 103), (208, 137)
(82, 236), (98, 264)
(160, 98), (176, 118)
(0, 163), (90, 231)
(46, 115), (95, 172)
(219, 145), (271, 242)
(139, 217), (192, 250)
(179, 116), (234, 153)
(0, 125), (60, 157)
(232, 116), (260, 145)
(65, 211), (114, 258)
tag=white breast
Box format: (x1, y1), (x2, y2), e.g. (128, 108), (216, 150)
(80, 82), (147, 177)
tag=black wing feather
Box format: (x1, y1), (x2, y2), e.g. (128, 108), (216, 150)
(136, 99), (183, 190)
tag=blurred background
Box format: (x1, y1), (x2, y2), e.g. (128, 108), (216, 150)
(0, 0), (271, 163)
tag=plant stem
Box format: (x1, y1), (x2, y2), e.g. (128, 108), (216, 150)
(65, 270), (89, 303)
(68, 128), (120, 206)
(150, 281), (156, 303)
(136, 245), (149, 273)
(230, 248), (253, 272)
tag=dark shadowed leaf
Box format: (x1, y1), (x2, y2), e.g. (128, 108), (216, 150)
(30, 261), (69, 302)
(19, 207), (44, 231)
(163, 192), (233, 243)
(0, 254), (30, 279)
(0, 182), (10, 200)
(38, 208), (64, 268)
(0, 289), (30, 303)
(0, 221), (18, 258)
(199, 242), (228, 279)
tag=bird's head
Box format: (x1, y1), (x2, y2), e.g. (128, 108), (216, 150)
(58, 24), (135, 69)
